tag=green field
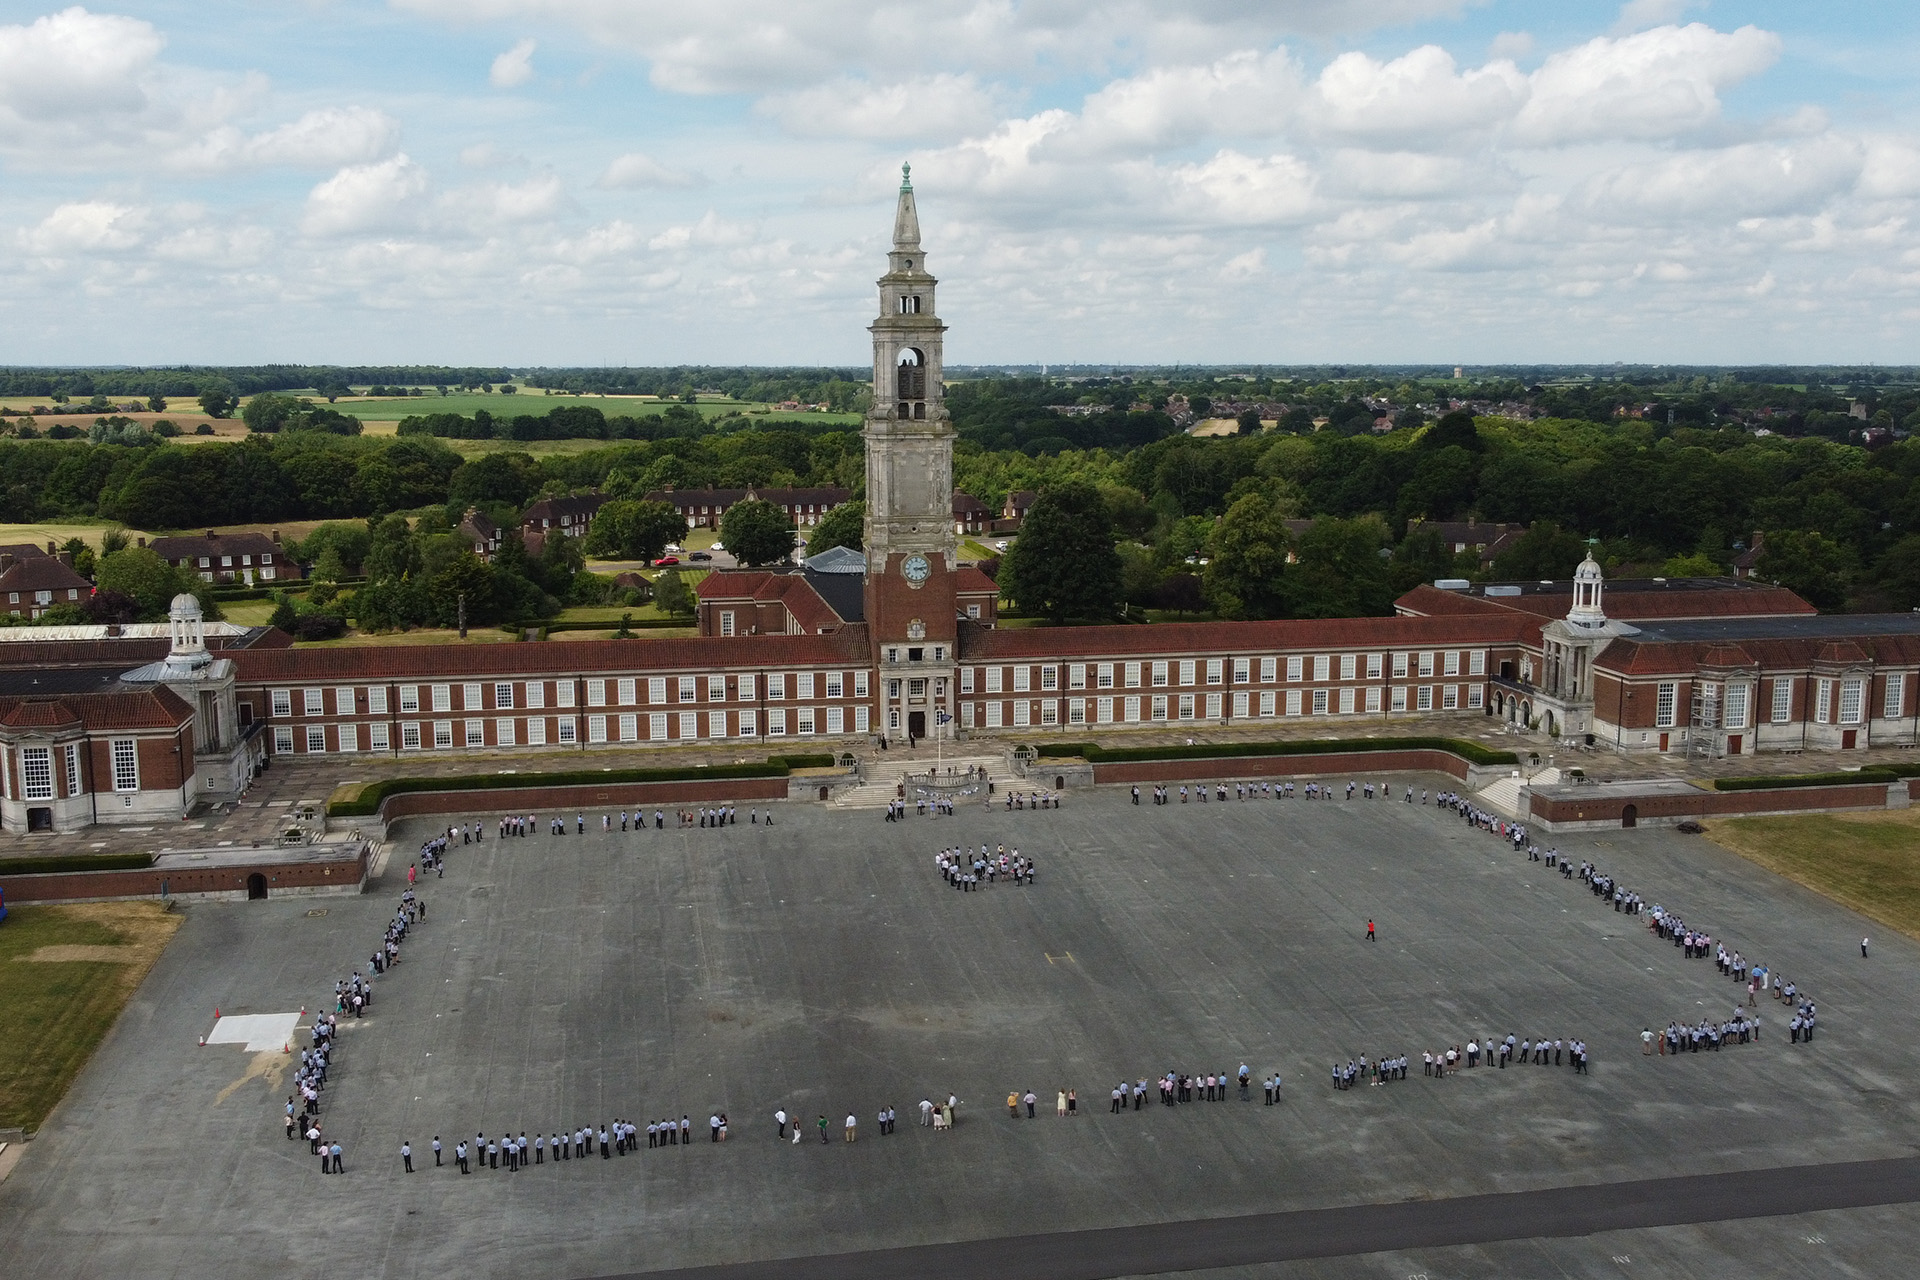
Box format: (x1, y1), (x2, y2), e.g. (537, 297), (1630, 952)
(333, 393), (859, 427)
(0, 902), (181, 1131)
(1708, 808), (1920, 943)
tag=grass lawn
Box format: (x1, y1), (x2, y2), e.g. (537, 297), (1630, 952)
(333, 393), (859, 426)
(551, 604), (674, 624)
(0, 902), (181, 1131)
(1707, 808), (1920, 942)
(300, 628), (522, 647)
(0, 522), (156, 551)
(217, 600), (278, 626)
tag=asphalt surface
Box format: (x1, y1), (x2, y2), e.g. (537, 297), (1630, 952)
(5, 772), (1920, 1280)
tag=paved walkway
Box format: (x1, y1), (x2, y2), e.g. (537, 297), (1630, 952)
(611, 1155), (1920, 1280)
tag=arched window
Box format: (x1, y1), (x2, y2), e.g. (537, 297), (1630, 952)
(896, 295), (921, 314)
(897, 348), (926, 403)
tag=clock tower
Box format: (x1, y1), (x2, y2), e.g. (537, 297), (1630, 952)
(863, 164), (958, 744)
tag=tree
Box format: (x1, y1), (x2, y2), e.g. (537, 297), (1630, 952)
(806, 500), (865, 554)
(147, 393), (167, 413)
(998, 481), (1122, 623)
(364, 514), (419, 582)
(1235, 409), (1262, 435)
(653, 568), (693, 617)
(197, 388), (235, 418)
(311, 546), (348, 583)
(1754, 529), (1856, 611)
(268, 593), (299, 632)
(243, 393), (301, 434)
(1204, 491), (1294, 619)
(720, 498), (796, 566)
(1491, 521), (1586, 581)
(1285, 516), (1392, 618)
(94, 547), (194, 620)
(584, 499), (684, 563)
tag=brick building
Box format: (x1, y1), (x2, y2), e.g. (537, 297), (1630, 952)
(643, 486), (853, 530)
(147, 531), (297, 585)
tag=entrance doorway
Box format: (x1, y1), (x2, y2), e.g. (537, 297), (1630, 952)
(246, 873), (267, 900)
(26, 807), (52, 832)
(1621, 804), (1638, 829)
(908, 710), (926, 740)
(1842, 730), (1858, 749)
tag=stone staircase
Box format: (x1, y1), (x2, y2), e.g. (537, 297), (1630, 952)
(1475, 767), (1560, 820)
(830, 753), (1015, 809)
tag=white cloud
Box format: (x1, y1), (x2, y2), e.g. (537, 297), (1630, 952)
(470, 172), (565, 223)
(1515, 24), (1781, 145)
(1055, 49), (1299, 158)
(20, 199), (145, 254)
(598, 151), (701, 188)
(1582, 138), (1865, 221)
(0, 7), (163, 120)
(1488, 31), (1533, 61)
(1613, 0), (1700, 35)
(760, 74), (1003, 141)
(1157, 150), (1316, 225)
(175, 106), (401, 172)
(302, 154), (428, 236)
(1312, 45), (1525, 142)
(490, 38), (535, 88)
(648, 210), (755, 251)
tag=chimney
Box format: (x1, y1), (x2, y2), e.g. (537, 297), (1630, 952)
(271, 530), (281, 544)
(45, 541), (54, 554)
(206, 529), (217, 540)
(56, 551), (72, 567)
(137, 536), (146, 548)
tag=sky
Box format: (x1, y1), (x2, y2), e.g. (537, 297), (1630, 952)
(3, 0), (1917, 368)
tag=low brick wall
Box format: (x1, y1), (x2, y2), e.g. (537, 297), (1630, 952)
(1089, 749), (1473, 786)
(0, 848), (369, 904)
(374, 777), (791, 833)
(1528, 782), (1894, 831)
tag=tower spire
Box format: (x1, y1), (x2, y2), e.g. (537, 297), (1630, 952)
(893, 162), (921, 249)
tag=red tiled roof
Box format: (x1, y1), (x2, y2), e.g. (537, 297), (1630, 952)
(0, 699), (81, 729)
(148, 532), (282, 559)
(960, 613), (1533, 660)
(1598, 634), (1920, 678)
(230, 629), (873, 681)
(954, 566), (997, 595)
(0, 639), (170, 667)
(0, 557), (91, 595)
(0, 687), (191, 732)
(1395, 582), (1815, 622)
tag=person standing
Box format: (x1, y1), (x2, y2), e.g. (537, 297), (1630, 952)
(330, 1142), (344, 1174)
(402, 1141), (413, 1173)
(432, 1136), (442, 1167)
(844, 1113), (857, 1142)
(775, 1108), (788, 1140)
(1863, 937), (1870, 958)
(1366, 919), (1376, 942)
(818, 1114), (830, 1143)
(1024, 1090), (1037, 1119)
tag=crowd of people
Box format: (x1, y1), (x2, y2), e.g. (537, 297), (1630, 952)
(935, 843), (1037, 889)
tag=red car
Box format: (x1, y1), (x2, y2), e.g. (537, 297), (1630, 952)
(654, 556), (679, 566)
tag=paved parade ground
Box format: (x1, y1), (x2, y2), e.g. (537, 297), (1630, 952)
(4, 774), (1920, 1279)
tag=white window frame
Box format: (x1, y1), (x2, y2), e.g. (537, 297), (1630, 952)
(1656, 683), (1678, 728)
(368, 686), (388, 714)
(21, 746), (52, 801)
(433, 721), (454, 748)
(338, 723), (359, 753)
(400, 722), (421, 750)
(618, 678), (638, 706)
(369, 722), (391, 751)
(1885, 674), (1906, 721)
(306, 725), (328, 753)
(271, 688), (292, 717)
(430, 684), (451, 713)
(274, 726), (295, 754)
(1772, 678), (1793, 724)
(1286, 656), (1304, 682)
(303, 688), (324, 717)
(463, 682), (483, 711)
(334, 687), (354, 716)
(111, 739), (138, 791)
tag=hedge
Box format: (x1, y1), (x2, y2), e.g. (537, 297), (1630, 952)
(1712, 769), (1909, 792)
(0, 851), (155, 876)
(1035, 736), (1518, 768)
(329, 757), (825, 817)
(540, 618), (691, 635)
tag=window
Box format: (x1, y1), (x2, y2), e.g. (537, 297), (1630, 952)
(1392, 652), (1409, 678)
(1391, 687), (1407, 712)
(708, 675), (727, 702)
(1339, 655), (1356, 681)
(820, 706), (840, 734)
(720, 611), (735, 637)
(64, 744), (79, 797)
(1886, 674), (1906, 720)
(756, 705), (778, 735)
(1468, 651), (1486, 676)
(1066, 698), (1085, 725)
(1125, 662), (1143, 688)
(334, 687), (354, 716)
(369, 722), (391, 751)
(1201, 659), (1221, 685)
(1285, 690), (1302, 716)
(587, 679), (607, 707)
(1175, 694), (1193, 720)
(463, 682), (483, 710)
(1009, 666), (1027, 693)
(1418, 653), (1435, 678)
(648, 677), (667, 704)
(400, 722), (421, 750)
(1312, 689), (1328, 715)
(738, 674), (756, 701)
(1287, 656), (1304, 682)
(338, 724), (359, 753)
(1339, 688), (1356, 714)
(1256, 657), (1274, 683)
(1443, 651), (1461, 677)
(888, 680), (901, 700)
(960, 668), (975, 694)
(21, 747), (51, 800)
(768, 708), (787, 736)
(433, 722), (453, 748)
(1313, 655), (1330, 682)
(1725, 683), (1749, 730)
(620, 714), (638, 742)
(431, 685), (451, 713)
(1442, 685), (1458, 710)
(1232, 659), (1249, 684)
(854, 671), (869, 697)
(985, 667), (1002, 693)
(1204, 692), (1221, 719)
(824, 672), (843, 698)
(271, 688), (291, 717)
(556, 681), (576, 708)
(111, 739), (138, 790)
(795, 673), (814, 700)
(1013, 701), (1031, 727)
(1772, 678), (1793, 723)
(524, 718), (545, 747)
(1232, 691), (1248, 718)
(304, 688), (323, 716)
(1067, 664), (1085, 690)
(1096, 696), (1114, 724)
(1366, 653), (1383, 679)
(618, 678), (637, 706)
(708, 710), (729, 739)
(1840, 678), (1864, 725)
(1366, 687), (1383, 713)
(1150, 695), (1168, 721)
(557, 717), (577, 744)
(1041, 666), (1058, 692)
(736, 708), (757, 737)
(587, 715), (608, 744)
(1466, 685), (1483, 709)
(1416, 686), (1433, 712)
(1656, 682), (1678, 727)
(966, 604), (981, 619)
(681, 675), (701, 702)
(1178, 659), (1196, 686)
(768, 673), (787, 700)
(1151, 661), (1169, 687)
(305, 725), (327, 753)
(466, 721), (485, 747)
(274, 726), (295, 754)
(1123, 696), (1141, 723)
(368, 686), (388, 714)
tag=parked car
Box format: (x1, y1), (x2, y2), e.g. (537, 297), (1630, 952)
(689, 551), (712, 561)
(654, 556), (679, 566)
(994, 540), (1009, 551)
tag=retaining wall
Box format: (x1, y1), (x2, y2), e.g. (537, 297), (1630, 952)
(0, 848), (369, 904)
(373, 776), (791, 834)
(1087, 749), (1481, 788)
(1527, 782), (1898, 831)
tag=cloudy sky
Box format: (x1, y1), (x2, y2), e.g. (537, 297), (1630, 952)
(5, 1), (1917, 367)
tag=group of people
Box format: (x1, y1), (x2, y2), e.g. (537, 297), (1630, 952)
(1004, 790), (1061, 810)
(935, 843), (1037, 890)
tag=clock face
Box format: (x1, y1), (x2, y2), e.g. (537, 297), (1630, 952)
(901, 553), (932, 585)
